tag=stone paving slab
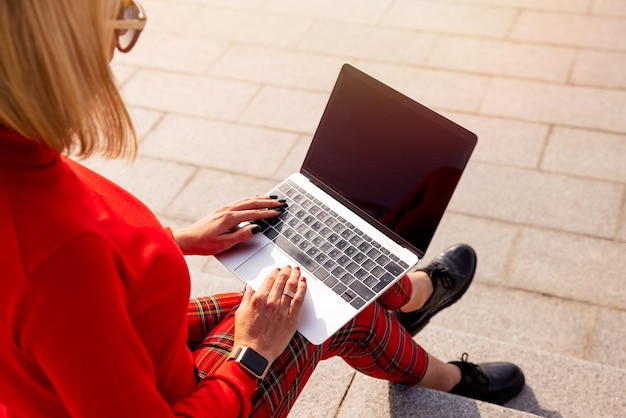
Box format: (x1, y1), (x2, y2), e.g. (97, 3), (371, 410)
(425, 36), (576, 83)
(572, 50), (626, 88)
(480, 78), (626, 134)
(511, 11), (626, 50)
(542, 127), (626, 183)
(444, 113), (549, 169)
(467, 0), (590, 14)
(210, 45), (345, 91)
(427, 283), (599, 362)
(123, 70), (260, 120)
(381, 2), (518, 37)
(296, 22), (438, 65)
(185, 7), (315, 48)
(450, 162), (622, 239)
(141, 114), (300, 177)
(510, 228), (626, 309)
(237, 86), (329, 133)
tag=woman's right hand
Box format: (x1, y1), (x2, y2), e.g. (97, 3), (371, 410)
(233, 266), (307, 365)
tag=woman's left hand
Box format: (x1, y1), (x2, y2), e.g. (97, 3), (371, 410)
(173, 196), (286, 256)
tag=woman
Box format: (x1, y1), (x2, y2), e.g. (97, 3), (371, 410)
(0, 1), (525, 416)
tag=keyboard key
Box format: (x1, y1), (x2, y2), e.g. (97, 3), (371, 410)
(376, 254), (390, 266)
(362, 259), (376, 271)
(349, 280), (375, 301)
(352, 252), (366, 264)
(323, 275), (339, 288)
(371, 266), (385, 278)
(339, 273), (355, 286)
(328, 248), (342, 260)
(363, 276), (378, 288)
(345, 262), (359, 274)
(314, 267), (330, 281)
(337, 255), (350, 267)
(384, 261), (404, 276)
(372, 273), (394, 292)
(264, 228), (279, 240)
(331, 266), (346, 278)
(319, 227), (332, 238)
(349, 235), (362, 246)
(322, 259), (337, 271)
(342, 290), (356, 303)
(333, 283), (348, 296)
(274, 235), (318, 272)
(311, 236), (324, 246)
(367, 248), (381, 260)
(354, 268), (368, 280)
(350, 297), (366, 309)
(306, 247), (319, 258)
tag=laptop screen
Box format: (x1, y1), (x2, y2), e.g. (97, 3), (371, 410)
(301, 64), (477, 257)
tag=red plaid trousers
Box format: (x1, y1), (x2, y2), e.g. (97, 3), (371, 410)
(188, 275), (427, 417)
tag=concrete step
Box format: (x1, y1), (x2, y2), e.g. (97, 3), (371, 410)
(291, 326), (626, 418)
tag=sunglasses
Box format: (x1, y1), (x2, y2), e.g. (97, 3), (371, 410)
(114, 0), (146, 53)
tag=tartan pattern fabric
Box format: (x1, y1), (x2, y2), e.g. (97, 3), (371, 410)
(188, 275), (427, 418)
(187, 292), (243, 352)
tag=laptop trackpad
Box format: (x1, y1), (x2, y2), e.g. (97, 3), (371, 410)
(234, 243), (292, 291)
(234, 243), (356, 345)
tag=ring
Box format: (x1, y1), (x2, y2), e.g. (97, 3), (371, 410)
(283, 289), (295, 299)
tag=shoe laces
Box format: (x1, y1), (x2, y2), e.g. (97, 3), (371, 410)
(424, 262), (462, 290)
(458, 353), (489, 385)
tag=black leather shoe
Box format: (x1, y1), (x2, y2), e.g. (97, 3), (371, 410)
(392, 243), (476, 336)
(449, 353), (525, 405)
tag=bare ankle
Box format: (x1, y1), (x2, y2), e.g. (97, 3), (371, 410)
(400, 271), (434, 312)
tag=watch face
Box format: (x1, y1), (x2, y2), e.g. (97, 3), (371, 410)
(240, 348), (269, 378)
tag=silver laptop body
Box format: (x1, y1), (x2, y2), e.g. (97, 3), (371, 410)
(217, 64), (477, 345)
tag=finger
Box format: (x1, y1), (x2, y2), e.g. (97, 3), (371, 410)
(281, 266), (301, 305)
(220, 223), (263, 246)
(255, 267), (281, 298)
(238, 284), (254, 311)
(268, 265), (292, 303)
(224, 196), (287, 212)
(288, 275), (307, 317)
(217, 206), (286, 234)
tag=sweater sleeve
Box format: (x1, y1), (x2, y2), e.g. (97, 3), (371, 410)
(19, 233), (257, 417)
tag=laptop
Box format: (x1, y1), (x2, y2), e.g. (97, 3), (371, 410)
(217, 64), (477, 345)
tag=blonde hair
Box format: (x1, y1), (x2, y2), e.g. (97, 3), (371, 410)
(0, 0), (137, 159)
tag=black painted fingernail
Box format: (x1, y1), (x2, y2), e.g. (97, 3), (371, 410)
(251, 225), (262, 234)
(274, 207), (286, 212)
(269, 195), (278, 199)
(278, 199), (287, 204)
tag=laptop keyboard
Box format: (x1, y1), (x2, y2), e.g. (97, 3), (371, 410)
(254, 180), (410, 310)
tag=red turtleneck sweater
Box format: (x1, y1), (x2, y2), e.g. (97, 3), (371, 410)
(0, 127), (256, 417)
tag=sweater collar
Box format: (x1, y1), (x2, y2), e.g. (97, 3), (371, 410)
(0, 126), (58, 167)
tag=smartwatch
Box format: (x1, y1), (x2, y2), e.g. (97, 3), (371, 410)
(228, 346), (270, 381)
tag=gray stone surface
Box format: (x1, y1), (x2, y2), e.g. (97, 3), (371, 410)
(416, 326), (626, 418)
